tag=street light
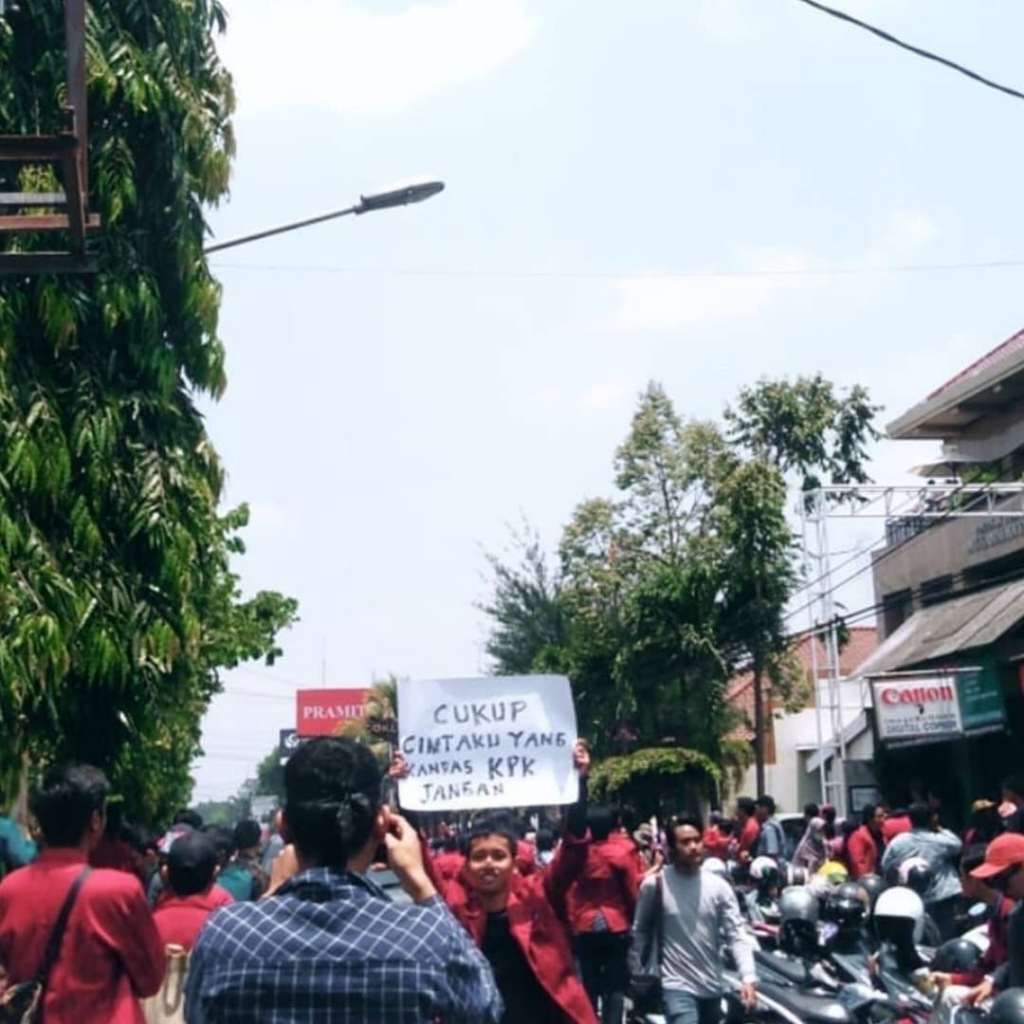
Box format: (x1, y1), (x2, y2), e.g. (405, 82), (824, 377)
(203, 178), (445, 255)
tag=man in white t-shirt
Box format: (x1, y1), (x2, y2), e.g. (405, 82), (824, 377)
(632, 815), (757, 1024)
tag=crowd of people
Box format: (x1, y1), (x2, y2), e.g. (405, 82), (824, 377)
(0, 753), (1021, 1022)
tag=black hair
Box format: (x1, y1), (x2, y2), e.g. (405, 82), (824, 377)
(969, 804), (1003, 844)
(756, 795), (776, 815)
(233, 819), (262, 852)
(173, 809), (203, 829)
(860, 804), (879, 828)
(961, 844), (988, 874)
(536, 827), (555, 853)
(168, 833), (219, 897)
(31, 764), (109, 848)
(736, 797), (756, 818)
(466, 815), (519, 857)
(908, 802), (932, 829)
(131, 826), (161, 855)
(1002, 774), (1024, 799)
(587, 805), (617, 842)
(668, 814), (705, 849)
(201, 824), (234, 866)
(620, 807), (639, 832)
(284, 737), (382, 870)
(719, 818), (735, 836)
(821, 804), (837, 824)
(804, 802), (820, 819)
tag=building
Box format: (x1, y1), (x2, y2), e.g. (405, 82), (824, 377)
(726, 628), (878, 812)
(847, 327), (1024, 824)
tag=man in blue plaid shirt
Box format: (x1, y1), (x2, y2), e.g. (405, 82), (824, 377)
(184, 737), (502, 1022)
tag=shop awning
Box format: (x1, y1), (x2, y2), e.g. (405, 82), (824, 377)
(856, 577), (1024, 676)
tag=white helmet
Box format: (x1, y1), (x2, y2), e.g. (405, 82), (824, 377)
(750, 856), (780, 884)
(874, 885), (925, 945)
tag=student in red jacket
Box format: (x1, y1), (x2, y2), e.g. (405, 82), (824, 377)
(153, 831), (234, 951)
(847, 803), (886, 879)
(568, 804), (641, 1023)
(0, 764), (165, 1024)
(399, 742), (598, 1024)
(735, 797), (760, 863)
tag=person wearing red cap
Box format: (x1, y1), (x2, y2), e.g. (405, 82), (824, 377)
(962, 833), (1024, 1006)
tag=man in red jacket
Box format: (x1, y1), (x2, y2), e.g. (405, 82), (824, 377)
(568, 804), (641, 1023)
(153, 831), (234, 950)
(401, 741), (599, 1024)
(847, 803), (886, 879)
(0, 764), (165, 1023)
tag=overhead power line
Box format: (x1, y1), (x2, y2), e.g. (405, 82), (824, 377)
(795, 0), (1024, 104)
(208, 257), (1024, 280)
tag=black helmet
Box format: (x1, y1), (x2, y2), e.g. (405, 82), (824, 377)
(990, 990), (1024, 1024)
(830, 882), (867, 928)
(932, 938), (984, 975)
(779, 886), (820, 957)
(855, 873), (886, 912)
(899, 857), (932, 896)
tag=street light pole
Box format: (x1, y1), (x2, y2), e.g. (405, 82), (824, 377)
(204, 178), (444, 255)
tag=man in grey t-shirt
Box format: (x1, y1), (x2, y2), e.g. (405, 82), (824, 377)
(632, 815), (757, 1024)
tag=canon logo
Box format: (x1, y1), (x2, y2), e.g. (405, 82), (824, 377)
(879, 684), (954, 706)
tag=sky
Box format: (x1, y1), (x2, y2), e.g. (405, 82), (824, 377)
(191, 0), (1024, 800)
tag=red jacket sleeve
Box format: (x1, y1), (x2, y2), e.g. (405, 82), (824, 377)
(543, 830), (590, 911)
(92, 877), (166, 998)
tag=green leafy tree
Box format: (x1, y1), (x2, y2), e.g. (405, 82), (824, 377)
(481, 377), (880, 802)
(725, 374), (882, 504)
(479, 522), (565, 675)
(0, 2), (297, 822)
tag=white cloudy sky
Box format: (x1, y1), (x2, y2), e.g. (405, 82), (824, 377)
(192, 0), (1024, 799)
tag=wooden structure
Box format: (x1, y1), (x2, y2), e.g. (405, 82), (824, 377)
(0, 0), (100, 274)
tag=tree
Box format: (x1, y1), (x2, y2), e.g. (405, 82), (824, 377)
(481, 377), (880, 802)
(478, 522), (565, 675)
(338, 675), (399, 764)
(0, 2), (297, 822)
(725, 374), (882, 504)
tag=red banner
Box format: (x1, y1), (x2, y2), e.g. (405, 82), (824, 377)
(296, 688), (369, 737)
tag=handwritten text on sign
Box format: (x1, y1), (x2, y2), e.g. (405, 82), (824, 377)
(396, 675), (578, 811)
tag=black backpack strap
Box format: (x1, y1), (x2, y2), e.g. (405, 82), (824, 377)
(37, 867), (91, 987)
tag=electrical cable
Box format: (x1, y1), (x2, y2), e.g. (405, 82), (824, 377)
(207, 256), (1024, 280)
(794, 0), (1024, 104)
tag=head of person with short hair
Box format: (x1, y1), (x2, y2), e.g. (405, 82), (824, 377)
(202, 824), (233, 869)
(166, 831), (220, 897)
(174, 808), (203, 830)
(668, 814), (705, 874)
(586, 804), (617, 843)
(282, 736), (386, 873)
(30, 763), (109, 850)
(463, 816), (520, 903)
(735, 797), (756, 824)
(804, 802), (820, 823)
(908, 802), (932, 830)
(754, 795), (776, 824)
(233, 819), (262, 857)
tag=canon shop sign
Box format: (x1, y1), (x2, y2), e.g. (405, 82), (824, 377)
(296, 688), (369, 737)
(872, 675), (963, 748)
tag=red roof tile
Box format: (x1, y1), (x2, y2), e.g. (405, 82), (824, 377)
(927, 327), (1024, 400)
(726, 627), (879, 740)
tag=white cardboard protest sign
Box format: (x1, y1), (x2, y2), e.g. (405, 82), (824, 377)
(396, 675), (578, 811)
